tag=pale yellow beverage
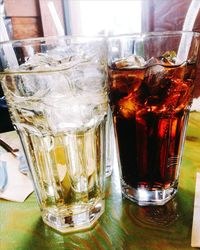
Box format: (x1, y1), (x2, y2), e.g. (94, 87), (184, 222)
(0, 36), (107, 233)
(18, 124), (105, 232)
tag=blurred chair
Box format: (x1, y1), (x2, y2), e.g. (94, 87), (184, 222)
(4, 0), (65, 39)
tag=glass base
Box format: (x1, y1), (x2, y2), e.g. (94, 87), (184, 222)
(41, 199), (105, 233)
(121, 180), (178, 206)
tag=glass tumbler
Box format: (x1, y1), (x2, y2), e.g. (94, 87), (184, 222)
(0, 36), (108, 232)
(107, 31), (200, 205)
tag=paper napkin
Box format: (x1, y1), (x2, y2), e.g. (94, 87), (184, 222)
(0, 152), (33, 202)
(191, 97), (200, 112)
(191, 172), (200, 247)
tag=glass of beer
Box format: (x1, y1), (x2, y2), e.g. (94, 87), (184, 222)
(0, 36), (108, 232)
(107, 32), (200, 205)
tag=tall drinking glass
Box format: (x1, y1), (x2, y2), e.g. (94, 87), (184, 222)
(107, 32), (200, 205)
(0, 36), (108, 232)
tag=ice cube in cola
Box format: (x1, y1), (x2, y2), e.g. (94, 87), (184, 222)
(108, 52), (196, 205)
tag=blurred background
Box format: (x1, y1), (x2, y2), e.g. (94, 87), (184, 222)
(1, 0), (200, 38)
(1, 0), (200, 132)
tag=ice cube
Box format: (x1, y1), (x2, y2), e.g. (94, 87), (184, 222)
(14, 52), (107, 133)
(113, 55), (146, 69)
(19, 53), (86, 73)
(145, 78), (190, 114)
(19, 53), (58, 71)
(146, 64), (164, 75)
(118, 92), (138, 118)
(43, 89), (107, 133)
(145, 51), (177, 67)
(166, 64), (186, 79)
(145, 57), (161, 67)
(162, 79), (190, 112)
(144, 64), (166, 96)
(71, 63), (106, 92)
(161, 51), (177, 65)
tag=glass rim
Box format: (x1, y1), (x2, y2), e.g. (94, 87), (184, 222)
(0, 35), (107, 75)
(107, 31), (200, 40)
(0, 34), (106, 46)
(1, 31), (199, 46)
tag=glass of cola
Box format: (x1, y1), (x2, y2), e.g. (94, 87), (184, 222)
(107, 32), (200, 205)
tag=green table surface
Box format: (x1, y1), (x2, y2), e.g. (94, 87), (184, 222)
(1, 112), (200, 250)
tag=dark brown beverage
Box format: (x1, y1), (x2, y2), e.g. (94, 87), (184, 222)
(108, 60), (196, 203)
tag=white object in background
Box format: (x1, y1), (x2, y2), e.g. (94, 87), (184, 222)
(48, 1), (65, 36)
(0, 152), (33, 202)
(177, 0), (200, 62)
(191, 172), (200, 247)
(0, 16), (18, 68)
(191, 97), (200, 112)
